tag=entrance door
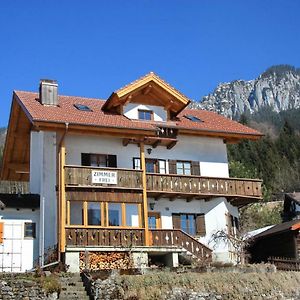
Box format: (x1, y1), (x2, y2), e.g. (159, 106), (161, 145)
(148, 212), (161, 229)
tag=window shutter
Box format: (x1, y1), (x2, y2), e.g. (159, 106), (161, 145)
(172, 214), (181, 229)
(81, 153), (91, 166)
(0, 222), (3, 244)
(107, 155), (117, 168)
(226, 213), (233, 235)
(169, 160), (177, 174)
(191, 161), (200, 175)
(196, 214), (206, 236)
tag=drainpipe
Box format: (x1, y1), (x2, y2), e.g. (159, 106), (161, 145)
(57, 122), (69, 262)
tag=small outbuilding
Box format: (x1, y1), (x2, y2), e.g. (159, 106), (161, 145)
(248, 219), (300, 263)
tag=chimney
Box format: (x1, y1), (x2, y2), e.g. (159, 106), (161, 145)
(39, 79), (58, 106)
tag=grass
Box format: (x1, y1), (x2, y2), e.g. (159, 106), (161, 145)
(115, 271), (300, 300)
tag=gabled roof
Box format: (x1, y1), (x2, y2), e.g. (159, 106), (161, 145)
(13, 90), (262, 139)
(102, 72), (190, 116)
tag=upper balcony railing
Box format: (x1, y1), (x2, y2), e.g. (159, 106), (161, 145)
(64, 165), (262, 202)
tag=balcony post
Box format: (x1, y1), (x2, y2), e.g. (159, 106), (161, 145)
(140, 141), (150, 246)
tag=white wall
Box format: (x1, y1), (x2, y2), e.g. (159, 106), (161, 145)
(65, 134), (229, 177)
(147, 196), (238, 262)
(0, 209), (40, 272)
(29, 131), (57, 258)
(124, 103), (167, 121)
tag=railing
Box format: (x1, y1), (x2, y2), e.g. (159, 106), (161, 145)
(150, 229), (212, 261)
(156, 126), (178, 138)
(65, 227), (145, 247)
(0, 180), (29, 194)
(65, 166), (143, 190)
(64, 165), (262, 199)
(268, 256), (300, 271)
(147, 173), (262, 198)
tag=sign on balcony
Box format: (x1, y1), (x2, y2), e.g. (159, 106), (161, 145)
(92, 170), (117, 184)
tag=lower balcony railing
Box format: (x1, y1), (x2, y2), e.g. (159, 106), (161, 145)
(65, 227), (145, 247)
(65, 227), (212, 260)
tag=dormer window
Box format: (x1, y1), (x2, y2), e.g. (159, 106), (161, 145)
(138, 109), (153, 121)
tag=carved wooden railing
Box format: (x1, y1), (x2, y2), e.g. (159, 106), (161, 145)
(0, 180), (29, 194)
(65, 227), (145, 247)
(150, 229), (212, 261)
(147, 174), (262, 199)
(65, 166), (143, 190)
(64, 166), (262, 199)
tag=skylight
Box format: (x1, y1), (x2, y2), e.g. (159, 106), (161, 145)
(184, 115), (202, 122)
(74, 104), (92, 112)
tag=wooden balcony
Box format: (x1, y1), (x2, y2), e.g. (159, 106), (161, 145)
(65, 227), (145, 247)
(64, 165), (262, 205)
(65, 227), (212, 262)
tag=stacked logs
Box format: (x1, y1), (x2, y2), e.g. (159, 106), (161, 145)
(79, 251), (133, 271)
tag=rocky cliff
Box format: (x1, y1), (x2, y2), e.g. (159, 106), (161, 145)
(196, 65), (300, 119)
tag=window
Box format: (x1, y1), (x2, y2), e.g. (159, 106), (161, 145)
(74, 104), (92, 112)
(24, 222), (36, 238)
(180, 214), (196, 235)
(176, 161), (191, 175)
(169, 160), (200, 175)
(81, 153), (117, 168)
(70, 201), (84, 225)
(184, 115), (202, 122)
(88, 202), (101, 225)
(226, 213), (239, 236)
(172, 213), (206, 236)
(138, 109), (153, 120)
(125, 204), (139, 227)
(133, 158), (166, 174)
(108, 203), (122, 226)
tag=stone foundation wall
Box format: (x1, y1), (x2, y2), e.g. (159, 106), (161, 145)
(0, 275), (57, 300)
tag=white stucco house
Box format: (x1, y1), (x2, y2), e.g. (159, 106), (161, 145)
(0, 73), (263, 272)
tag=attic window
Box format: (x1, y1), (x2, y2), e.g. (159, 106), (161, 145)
(74, 104), (92, 112)
(184, 115), (202, 122)
(138, 109), (153, 121)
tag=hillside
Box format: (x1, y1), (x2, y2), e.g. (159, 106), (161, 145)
(194, 65), (300, 119)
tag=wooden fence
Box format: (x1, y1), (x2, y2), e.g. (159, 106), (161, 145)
(268, 256), (300, 271)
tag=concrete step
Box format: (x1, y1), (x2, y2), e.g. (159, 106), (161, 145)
(61, 285), (86, 292)
(59, 297), (89, 300)
(60, 290), (88, 297)
(61, 281), (85, 288)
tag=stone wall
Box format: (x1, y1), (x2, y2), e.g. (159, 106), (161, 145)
(0, 274), (57, 300)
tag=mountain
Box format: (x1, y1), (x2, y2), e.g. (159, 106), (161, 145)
(0, 127), (6, 147)
(195, 65), (300, 119)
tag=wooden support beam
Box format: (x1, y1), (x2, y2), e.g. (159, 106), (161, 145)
(122, 138), (130, 147)
(152, 140), (161, 148)
(143, 84), (152, 95)
(140, 142), (150, 246)
(8, 163), (29, 173)
(167, 140), (177, 149)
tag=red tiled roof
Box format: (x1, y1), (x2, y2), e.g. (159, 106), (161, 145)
(14, 91), (262, 137)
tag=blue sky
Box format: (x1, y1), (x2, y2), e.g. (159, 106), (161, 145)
(1, 0), (300, 127)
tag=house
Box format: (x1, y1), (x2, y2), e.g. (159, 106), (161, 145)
(248, 219), (300, 263)
(0, 73), (263, 272)
(282, 192), (300, 222)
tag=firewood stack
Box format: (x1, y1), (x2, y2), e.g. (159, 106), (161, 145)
(79, 251), (133, 271)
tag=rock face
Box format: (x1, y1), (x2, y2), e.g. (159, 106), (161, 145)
(196, 65), (300, 119)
